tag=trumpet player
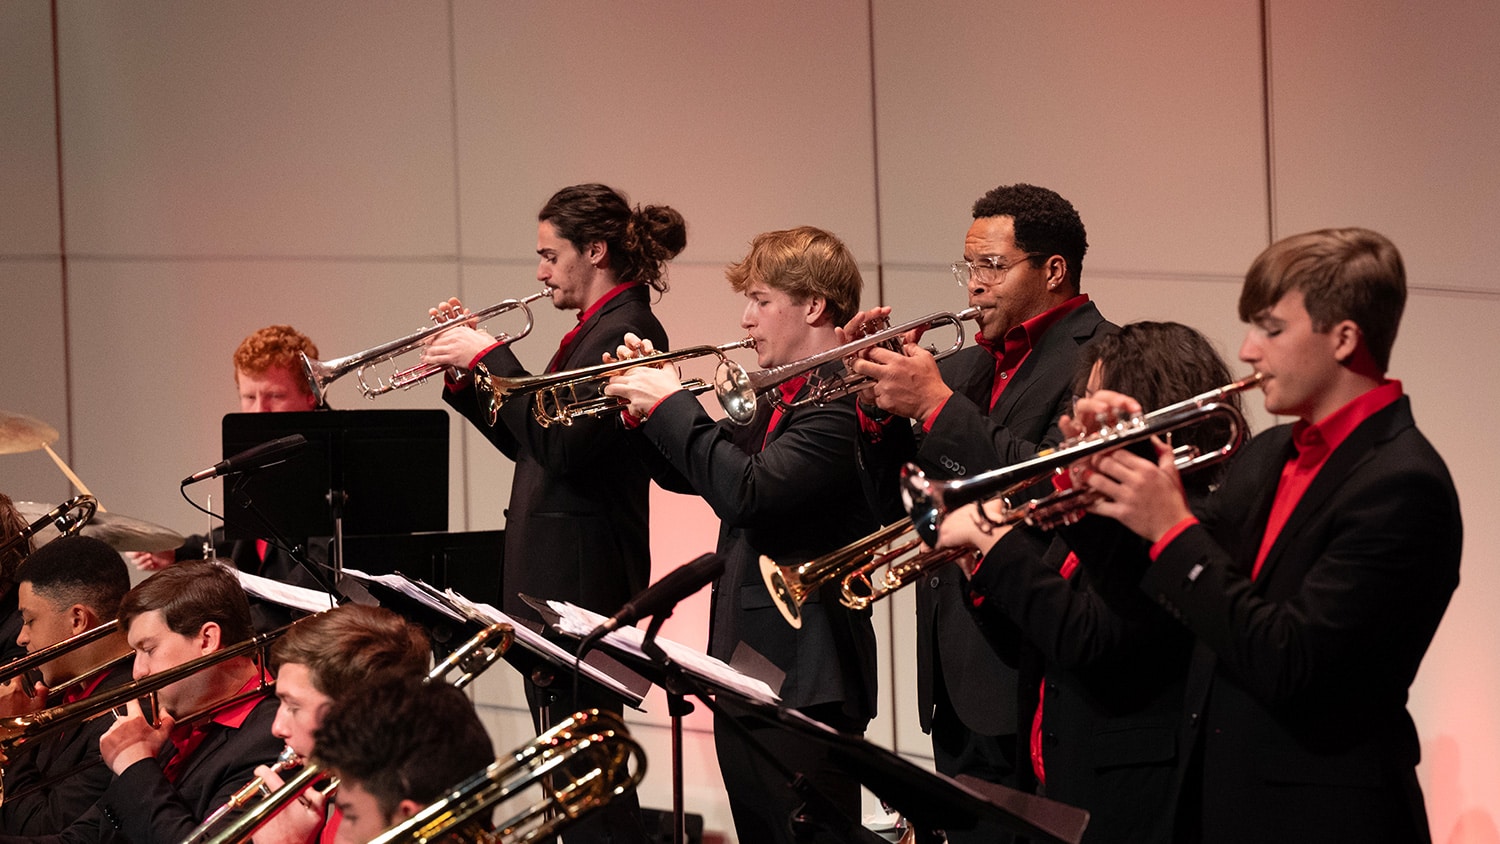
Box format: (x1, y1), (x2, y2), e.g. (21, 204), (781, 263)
(1063, 229), (1459, 843)
(0, 536), (132, 835)
(311, 680), (494, 844)
(0, 562), (283, 844)
(605, 226), (878, 844)
(419, 183), (684, 844)
(847, 183), (1115, 843)
(931, 322), (1240, 843)
(245, 606), (430, 844)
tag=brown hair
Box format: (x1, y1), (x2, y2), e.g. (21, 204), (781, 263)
(539, 184), (687, 293)
(313, 679), (495, 817)
(0, 494), (31, 583)
(269, 605), (430, 699)
(1239, 227), (1406, 372)
(233, 325), (320, 387)
(724, 226), (864, 326)
(118, 561), (255, 645)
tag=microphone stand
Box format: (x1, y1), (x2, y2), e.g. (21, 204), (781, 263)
(635, 616), (885, 844)
(224, 473), (341, 600)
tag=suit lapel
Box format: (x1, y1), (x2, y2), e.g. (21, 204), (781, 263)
(992, 301), (1101, 423)
(1252, 398), (1412, 585)
(561, 284), (645, 369)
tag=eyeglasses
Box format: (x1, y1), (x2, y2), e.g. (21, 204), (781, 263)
(950, 253), (1043, 287)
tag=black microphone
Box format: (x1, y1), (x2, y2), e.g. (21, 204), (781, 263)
(181, 434), (309, 485)
(585, 553), (725, 640)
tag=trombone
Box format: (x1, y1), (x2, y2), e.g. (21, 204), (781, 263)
(718, 306), (980, 425)
(474, 339), (756, 428)
(369, 709), (646, 844)
(302, 290), (552, 404)
(903, 373), (1263, 546)
(194, 623), (515, 844)
(0, 494), (97, 559)
(0, 618), (130, 700)
(0, 623), (287, 759)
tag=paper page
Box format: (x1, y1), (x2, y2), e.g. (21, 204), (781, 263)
(235, 569), (338, 614)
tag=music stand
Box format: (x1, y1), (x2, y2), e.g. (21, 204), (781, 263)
(220, 410), (448, 588)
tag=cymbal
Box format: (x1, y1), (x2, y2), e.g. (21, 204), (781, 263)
(0, 412), (59, 455)
(16, 501), (185, 553)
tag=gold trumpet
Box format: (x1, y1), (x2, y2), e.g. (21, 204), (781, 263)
(369, 709), (646, 844)
(301, 290), (551, 404)
(760, 521), (979, 628)
(718, 306), (980, 425)
(903, 373), (1264, 546)
(474, 339), (756, 428)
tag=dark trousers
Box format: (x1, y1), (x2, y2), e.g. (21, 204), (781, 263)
(930, 681), (1020, 844)
(715, 701), (868, 844)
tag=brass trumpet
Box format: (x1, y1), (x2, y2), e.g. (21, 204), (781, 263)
(718, 306), (980, 425)
(0, 494), (96, 559)
(301, 290), (551, 404)
(370, 709), (646, 844)
(760, 521), (978, 628)
(474, 339), (756, 428)
(903, 373), (1264, 546)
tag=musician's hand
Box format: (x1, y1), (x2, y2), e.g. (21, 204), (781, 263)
(848, 342), (953, 422)
(0, 676), (47, 717)
(100, 699), (173, 775)
(603, 365), (683, 421)
(834, 307), (893, 347)
(126, 550), (175, 572)
(602, 332), (656, 364)
(1064, 389), (1143, 437)
(1082, 436), (1192, 543)
(933, 501), (1014, 574)
(420, 301), (498, 374)
(252, 769), (326, 844)
(427, 297), (477, 328)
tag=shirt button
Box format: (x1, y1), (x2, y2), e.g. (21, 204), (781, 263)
(928, 576), (941, 589)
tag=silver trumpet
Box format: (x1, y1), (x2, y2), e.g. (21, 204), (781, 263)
(301, 290), (552, 404)
(903, 373), (1264, 545)
(717, 306), (981, 425)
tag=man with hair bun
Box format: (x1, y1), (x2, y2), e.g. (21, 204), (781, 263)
(421, 183), (688, 844)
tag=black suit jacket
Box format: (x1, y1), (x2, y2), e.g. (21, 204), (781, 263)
(632, 383), (879, 721)
(444, 284), (667, 623)
(900, 301), (1114, 737)
(0, 692), (282, 844)
(0, 662), (136, 836)
(970, 513), (1195, 843)
(1134, 396), (1460, 843)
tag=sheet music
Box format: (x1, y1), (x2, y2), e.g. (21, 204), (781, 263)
(547, 600), (780, 705)
(443, 591), (644, 706)
(340, 568), (466, 622)
(234, 569), (338, 614)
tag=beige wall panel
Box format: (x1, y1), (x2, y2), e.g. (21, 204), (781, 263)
(451, 0), (880, 265)
(62, 259), (468, 538)
(1, 0), (60, 254)
(0, 261), (72, 504)
(1266, 1), (1500, 292)
(871, 0), (1268, 277)
(55, 1), (456, 258)
(1387, 292), (1500, 843)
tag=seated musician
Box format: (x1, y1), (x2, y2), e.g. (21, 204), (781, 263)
(127, 325), (329, 632)
(246, 606), (430, 844)
(0, 561), (284, 844)
(311, 680), (494, 844)
(0, 536), (134, 835)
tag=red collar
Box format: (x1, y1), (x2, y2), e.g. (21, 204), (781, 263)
(1290, 379), (1403, 457)
(576, 281), (642, 325)
(975, 294), (1088, 355)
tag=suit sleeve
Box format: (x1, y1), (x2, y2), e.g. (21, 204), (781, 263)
(637, 392), (861, 528)
(1140, 434), (1461, 710)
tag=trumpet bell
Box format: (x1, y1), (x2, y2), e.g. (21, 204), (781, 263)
(715, 360), (760, 426)
(759, 555), (804, 629)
